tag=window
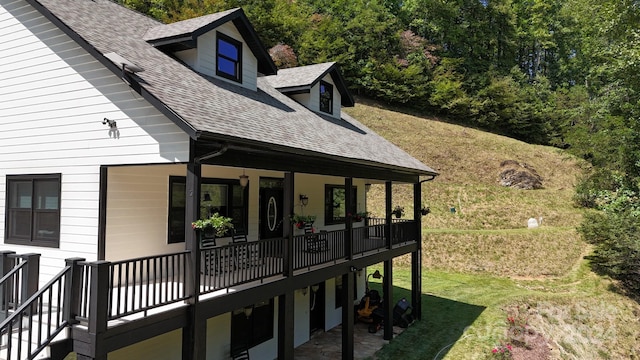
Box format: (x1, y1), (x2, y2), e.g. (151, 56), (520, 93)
(216, 32), (242, 82)
(230, 299), (274, 354)
(168, 176), (248, 244)
(324, 185), (357, 225)
(5, 174), (61, 247)
(319, 80), (333, 114)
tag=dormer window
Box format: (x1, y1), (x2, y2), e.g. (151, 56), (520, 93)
(319, 81), (333, 114)
(216, 32), (242, 83)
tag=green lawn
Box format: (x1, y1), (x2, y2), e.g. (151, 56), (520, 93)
(368, 264), (640, 359)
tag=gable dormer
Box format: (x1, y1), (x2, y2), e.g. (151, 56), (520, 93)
(263, 62), (355, 119)
(143, 8), (276, 91)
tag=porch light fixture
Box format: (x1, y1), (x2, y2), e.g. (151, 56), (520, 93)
(300, 287), (308, 296)
(367, 270), (382, 282)
(239, 169), (249, 188)
(243, 306), (253, 318)
(299, 194), (309, 207)
(102, 118), (117, 129)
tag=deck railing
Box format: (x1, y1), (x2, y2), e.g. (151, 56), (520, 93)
(0, 253), (40, 323)
(0, 218), (418, 358)
(293, 230), (346, 271)
(107, 252), (190, 320)
(0, 262), (69, 360)
(200, 238), (284, 294)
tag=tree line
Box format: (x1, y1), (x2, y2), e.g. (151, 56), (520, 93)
(120, 0), (640, 296)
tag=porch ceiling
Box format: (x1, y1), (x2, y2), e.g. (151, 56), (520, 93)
(194, 140), (427, 183)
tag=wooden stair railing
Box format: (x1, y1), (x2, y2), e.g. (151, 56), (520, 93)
(0, 257), (82, 360)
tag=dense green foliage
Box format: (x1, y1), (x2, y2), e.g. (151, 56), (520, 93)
(119, 0), (640, 295)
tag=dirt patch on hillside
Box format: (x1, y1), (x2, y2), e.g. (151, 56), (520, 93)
(511, 331), (552, 360)
(498, 160), (544, 190)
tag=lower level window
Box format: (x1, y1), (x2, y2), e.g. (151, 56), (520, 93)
(5, 174), (61, 248)
(230, 299), (274, 354)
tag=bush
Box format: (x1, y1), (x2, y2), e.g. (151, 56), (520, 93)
(580, 210), (640, 295)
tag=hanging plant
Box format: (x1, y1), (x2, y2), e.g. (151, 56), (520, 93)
(191, 213), (234, 237)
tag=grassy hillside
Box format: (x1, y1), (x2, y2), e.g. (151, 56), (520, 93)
(345, 102), (640, 359)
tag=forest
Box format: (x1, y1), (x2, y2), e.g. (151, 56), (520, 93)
(120, 0), (640, 296)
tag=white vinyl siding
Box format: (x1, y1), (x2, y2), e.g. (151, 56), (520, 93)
(197, 22), (258, 91)
(0, 0), (190, 284)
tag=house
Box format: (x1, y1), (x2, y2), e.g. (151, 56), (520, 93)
(0, 0), (438, 359)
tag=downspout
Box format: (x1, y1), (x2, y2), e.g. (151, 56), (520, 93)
(419, 174), (437, 184)
(194, 143), (228, 164)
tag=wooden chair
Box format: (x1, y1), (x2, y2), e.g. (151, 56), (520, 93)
(232, 230), (248, 243)
(305, 224), (328, 252)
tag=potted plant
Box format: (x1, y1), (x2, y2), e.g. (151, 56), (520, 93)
(290, 214), (317, 229)
(191, 212), (234, 238)
(351, 211), (369, 222)
(420, 206), (431, 216)
(392, 205), (404, 218)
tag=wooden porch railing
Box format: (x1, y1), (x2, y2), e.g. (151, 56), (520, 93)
(0, 259), (69, 360)
(293, 230), (346, 271)
(200, 238), (284, 294)
(0, 252), (40, 323)
(0, 218), (418, 359)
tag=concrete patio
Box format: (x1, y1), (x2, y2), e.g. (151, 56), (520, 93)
(293, 322), (405, 360)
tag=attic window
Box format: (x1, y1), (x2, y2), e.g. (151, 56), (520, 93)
(216, 32), (242, 83)
(319, 80), (333, 114)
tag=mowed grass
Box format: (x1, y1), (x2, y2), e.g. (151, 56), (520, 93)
(345, 102), (640, 359)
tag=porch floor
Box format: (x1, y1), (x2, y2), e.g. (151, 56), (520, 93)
(293, 322), (405, 360)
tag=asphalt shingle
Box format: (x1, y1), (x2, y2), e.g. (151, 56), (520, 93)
(35, 0), (437, 175)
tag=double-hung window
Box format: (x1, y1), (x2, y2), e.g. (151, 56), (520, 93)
(216, 32), (242, 83)
(230, 299), (274, 354)
(324, 185), (357, 225)
(168, 176), (248, 244)
(5, 174), (61, 248)
(319, 80), (333, 114)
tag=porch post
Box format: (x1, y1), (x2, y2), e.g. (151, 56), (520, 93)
(341, 271), (355, 360)
(183, 160), (206, 360)
(344, 177), (353, 260)
(384, 181), (392, 249)
(283, 172), (294, 277)
(19, 253), (39, 305)
(98, 166), (108, 260)
(412, 182), (423, 320)
(277, 290), (295, 359)
(76, 260), (109, 360)
(0, 251), (15, 312)
(63, 258), (86, 324)
(383, 260), (393, 340)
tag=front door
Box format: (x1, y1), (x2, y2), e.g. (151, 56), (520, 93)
(309, 282), (325, 334)
(259, 179), (284, 240)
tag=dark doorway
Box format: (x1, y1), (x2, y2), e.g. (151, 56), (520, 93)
(259, 178), (283, 240)
(309, 282), (325, 334)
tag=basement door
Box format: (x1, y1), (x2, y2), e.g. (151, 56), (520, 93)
(309, 282), (325, 334)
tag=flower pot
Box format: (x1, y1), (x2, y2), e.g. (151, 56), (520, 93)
(421, 208), (430, 216)
(393, 212), (401, 218)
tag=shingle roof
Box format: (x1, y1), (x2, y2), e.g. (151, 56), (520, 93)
(33, 0), (437, 176)
(263, 62), (335, 89)
(263, 62), (355, 107)
(143, 9), (237, 41)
